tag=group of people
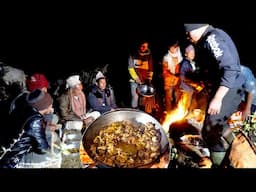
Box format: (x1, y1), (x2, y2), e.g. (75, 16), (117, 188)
(127, 35), (201, 114)
(1, 23), (256, 168)
(0, 68), (118, 168)
(128, 24), (256, 168)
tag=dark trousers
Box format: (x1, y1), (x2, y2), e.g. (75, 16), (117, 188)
(201, 88), (243, 152)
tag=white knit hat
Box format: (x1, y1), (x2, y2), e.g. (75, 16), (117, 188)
(66, 75), (81, 88)
(95, 71), (105, 81)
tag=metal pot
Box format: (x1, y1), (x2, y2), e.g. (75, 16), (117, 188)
(137, 83), (156, 97)
(82, 108), (170, 168)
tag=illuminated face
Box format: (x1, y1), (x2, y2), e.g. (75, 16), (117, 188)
(72, 83), (83, 95)
(97, 78), (107, 90)
(186, 49), (195, 61)
(139, 42), (149, 53)
(169, 44), (179, 54)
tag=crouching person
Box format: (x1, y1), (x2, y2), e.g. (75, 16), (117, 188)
(0, 89), (53, 168)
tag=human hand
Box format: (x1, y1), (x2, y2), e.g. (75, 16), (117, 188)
(83, 116), (95, 125)
(208, 97), (222, 115)
(241, 108), (250, 121)
(135, 78), (142, 84)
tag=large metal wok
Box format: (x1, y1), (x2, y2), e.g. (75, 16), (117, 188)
(82, 108), (170, 168)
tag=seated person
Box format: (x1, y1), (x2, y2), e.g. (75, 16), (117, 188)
(26, 73), (61, 142)
(87, 71), (117, 114)
(57, 75), (100, 127)
(0, 89), (53, 168)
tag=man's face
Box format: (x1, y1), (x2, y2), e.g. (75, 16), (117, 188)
(186, 32), (197, 43)
(72, 83), (83, 95)
(186, 49), (195, 61)
(98, 78), (106, 90)
(139, 42), (149, 53)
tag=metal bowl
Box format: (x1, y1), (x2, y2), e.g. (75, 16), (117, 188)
(137, 84), (156, 97)
(82, 108), (170, 168)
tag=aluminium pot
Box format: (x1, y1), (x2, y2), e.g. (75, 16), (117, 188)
(137, 83), (156, 97)
(82, 108), (170, 168)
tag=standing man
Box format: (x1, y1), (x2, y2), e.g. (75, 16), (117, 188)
(128, 40), (154, 109)
(184, 24), (245, 167)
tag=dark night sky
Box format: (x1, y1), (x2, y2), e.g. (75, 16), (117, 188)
(0, 5), (254, 106)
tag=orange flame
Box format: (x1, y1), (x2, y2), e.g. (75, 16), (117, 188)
(162, 93), (190, 133)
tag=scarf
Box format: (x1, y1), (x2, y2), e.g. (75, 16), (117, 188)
(166, 47), (183, 74)
(69, 90), (86, 119)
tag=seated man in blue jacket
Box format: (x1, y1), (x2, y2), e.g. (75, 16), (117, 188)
(87, 71), (117, 114)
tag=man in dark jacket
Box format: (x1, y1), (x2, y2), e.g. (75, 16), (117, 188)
(0, 89), (53, 168)
(87, 71), (117, 114)
(184, 24), (245, 167)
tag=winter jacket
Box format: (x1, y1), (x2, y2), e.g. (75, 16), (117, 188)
(0, 104), (49, 168)
(57, 91), (83, 121)
(179, 58), (198, 92)
(196, 25), (245, 91)
(128, 49), (153, 83)
(87, 85), (117, 114)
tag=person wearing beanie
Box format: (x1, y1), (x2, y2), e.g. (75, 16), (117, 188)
(87, 71), (117, 114)
(27, 89), (53, 112)
(0, 89), (51, 168)
(57, 75), (100, 128)
(184, 23), (245, 167)
(26, 73), (61, 138)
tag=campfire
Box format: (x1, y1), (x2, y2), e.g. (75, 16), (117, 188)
(162, 93), (190, 133)
(160, 89), (212, 168)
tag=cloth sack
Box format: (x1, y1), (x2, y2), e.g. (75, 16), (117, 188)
(229, 132), (256, 168)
